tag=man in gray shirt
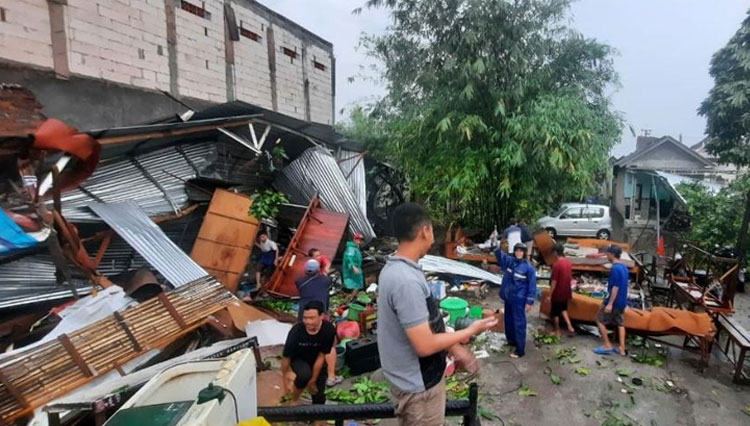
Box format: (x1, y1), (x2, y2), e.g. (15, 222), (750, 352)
(378, 203), (497, 426)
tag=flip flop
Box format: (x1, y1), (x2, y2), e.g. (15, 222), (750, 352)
(593, 346), (617, 355)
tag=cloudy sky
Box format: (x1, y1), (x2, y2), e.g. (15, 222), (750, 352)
(261, 0), (748, 157)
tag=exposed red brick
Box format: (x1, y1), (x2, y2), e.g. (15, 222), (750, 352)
(0, 84), (45, 137)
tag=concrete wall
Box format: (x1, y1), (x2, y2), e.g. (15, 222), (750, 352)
(0, 0), (334, 127)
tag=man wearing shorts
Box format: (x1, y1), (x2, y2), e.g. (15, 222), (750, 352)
(281, 301), (336, 406)
(594, 245), (629, 356)
(549, 244), (575, 337)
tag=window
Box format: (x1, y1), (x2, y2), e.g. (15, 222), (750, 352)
(583, 207), (605, 219)
(561, 208), (582, 219)
(181, 1), (211, 20)
(313, 59), (326, 71)
(282, 47), (297, 59)
(240, 26), (261, 42)
(0, 7), (6, 22)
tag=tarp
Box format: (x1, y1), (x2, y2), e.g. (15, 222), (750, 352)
(0, 208), (38, 254)
(419, 255), (503, 285)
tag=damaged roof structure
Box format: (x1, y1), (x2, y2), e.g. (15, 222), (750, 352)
(0, 99), (378, 312)
(0, 90), (401, 421)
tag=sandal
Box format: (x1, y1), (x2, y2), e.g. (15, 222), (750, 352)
(593, 346), (617, 355)
(326, 376), (343, 387)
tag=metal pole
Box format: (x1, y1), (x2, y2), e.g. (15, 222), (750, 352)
(651, 176), (660, 255)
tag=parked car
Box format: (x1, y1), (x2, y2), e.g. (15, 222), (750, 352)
(537, 203), (612, 240)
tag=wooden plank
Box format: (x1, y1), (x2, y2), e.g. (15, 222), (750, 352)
(191, 189), (259, 293)
(58, 334), (95, 377)
(0, 370), (28, 408)
(205, 189), (257, 224)
(191, 240), (251, 274)
(267, 198), (349, 297)
(113, 311), (142, 352)
(158, 293), (187, 330)
(194, 215), (257, 249)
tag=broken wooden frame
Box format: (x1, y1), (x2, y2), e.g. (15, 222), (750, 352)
(0, 277), (234, 423)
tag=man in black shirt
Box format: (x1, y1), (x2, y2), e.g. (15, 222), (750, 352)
(281, 300), (336, 405)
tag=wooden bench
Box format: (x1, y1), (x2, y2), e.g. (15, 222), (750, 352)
(715, 314), (750, 384)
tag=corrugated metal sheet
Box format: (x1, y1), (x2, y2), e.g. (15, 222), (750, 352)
(61, 140), (267, 222)
(274, 148), (375, 241)
(89, 201), (208, 287)
(336, 149), (367, 217)
(419, 255), (502, 285)
(0, 256), (93, 309)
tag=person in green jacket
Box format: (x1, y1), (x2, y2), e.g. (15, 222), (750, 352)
(343, 232), (365, 291)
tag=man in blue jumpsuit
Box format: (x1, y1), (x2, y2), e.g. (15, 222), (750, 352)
(494, 243), (537, 358)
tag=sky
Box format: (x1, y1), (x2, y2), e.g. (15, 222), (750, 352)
(261, 0), (749, 157)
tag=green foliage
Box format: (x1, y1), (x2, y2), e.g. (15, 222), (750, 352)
(445, 375), (471, 399)
(575, 367), (590, 376)
(249, 190), (289, 221)
(676, 175), (750, 252)
(518, 384), (538, 397)
(616, 369), (632, 377)
(325, 376), (390, 404)
(699, 10), (750, 167)
(550, 374), (563, 385)
(351, 0), (622, 228)
(534, 331), (561, 346)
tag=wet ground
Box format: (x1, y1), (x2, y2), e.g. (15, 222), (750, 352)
(276, 290), (750, 426)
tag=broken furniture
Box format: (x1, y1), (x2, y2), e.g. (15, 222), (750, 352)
(190, 189), (260, 292)
(0, 277), (234, 424)
(265, 196), (348, 297)
(444, 224), (497, 264)
(666, 243), (738, 315)
(540, 290), (716, 368)
(713, 314), (750, 384)
(534, 234), (640, 276)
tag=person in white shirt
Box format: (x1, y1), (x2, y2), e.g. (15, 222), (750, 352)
(255, 232), (279, 288)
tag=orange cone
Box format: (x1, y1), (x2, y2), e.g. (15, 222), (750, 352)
(657, 236), (666, 256)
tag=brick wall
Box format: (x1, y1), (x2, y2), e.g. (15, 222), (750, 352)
(175, 0), (225, 102)
(0, 0), (334, 124)
(308, 44), (333, 125)
(274, 25), (305, 120)
(0, 0), (53, 68)
(233, 3), (272, 110)
(66, 0), (170, 90)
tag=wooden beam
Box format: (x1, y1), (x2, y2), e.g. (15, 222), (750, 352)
(95, 119), (253, 145)
(58, 334), (95, 377)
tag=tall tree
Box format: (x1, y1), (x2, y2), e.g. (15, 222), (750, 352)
(699, 10), (750, 265)
(352, 0), (622, 228)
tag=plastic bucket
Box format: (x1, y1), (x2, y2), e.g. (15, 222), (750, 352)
(347, 302), (367, 321)
(439, 297), (469, 325)
(469, 305), (483, 319)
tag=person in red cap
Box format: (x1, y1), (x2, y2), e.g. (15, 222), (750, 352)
(343, 232), (365, 291)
